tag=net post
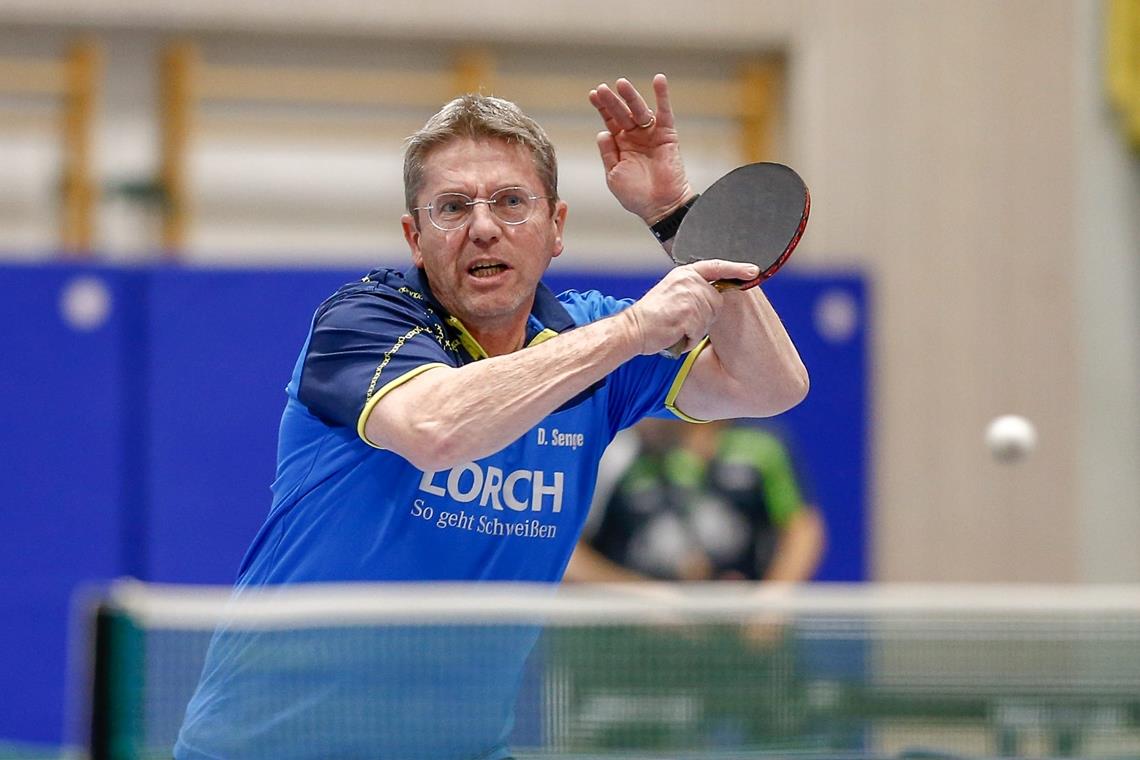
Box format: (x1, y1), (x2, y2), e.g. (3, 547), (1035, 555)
(89, 600), (145, 760)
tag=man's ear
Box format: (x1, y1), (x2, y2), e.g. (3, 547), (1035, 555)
(402, 214), (423, 268)
(550, 200), (569, 259)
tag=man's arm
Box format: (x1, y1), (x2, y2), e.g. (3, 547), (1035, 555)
(672, 288), (809, 421)
(365, 258), (757, 471)
(590, 75), (808, 421)
(762, 505), (826, 582)
(563, 542), (648, 582)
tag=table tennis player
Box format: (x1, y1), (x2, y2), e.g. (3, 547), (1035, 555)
(175, 74), (807, 760)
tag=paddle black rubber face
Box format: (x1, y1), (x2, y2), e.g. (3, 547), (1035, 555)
(671, 162), (810, 290)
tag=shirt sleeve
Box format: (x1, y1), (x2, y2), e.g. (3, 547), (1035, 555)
(557, 289), (705, 434)
(297, 288), (456, 436)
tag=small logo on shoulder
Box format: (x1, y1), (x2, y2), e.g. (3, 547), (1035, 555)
(536, 428), (586, 450)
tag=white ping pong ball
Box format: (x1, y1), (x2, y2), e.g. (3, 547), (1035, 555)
(985, 415), (1037, 463)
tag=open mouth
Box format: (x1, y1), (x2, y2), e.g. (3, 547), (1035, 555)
(469, 262), (509, 279)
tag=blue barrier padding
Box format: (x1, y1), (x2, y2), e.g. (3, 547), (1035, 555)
(143, 266), (355, 584)
(0, 263), (138, 743)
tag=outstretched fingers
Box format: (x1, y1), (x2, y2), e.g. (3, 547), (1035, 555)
(650, 73), (676, 129)
(588, 87), (627, 135)
(590, 77), (660, 134)
(613, 77), (656, 129)
(591, 84), (635, 133)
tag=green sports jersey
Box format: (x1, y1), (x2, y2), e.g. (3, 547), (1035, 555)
(588, 426), (804, 580)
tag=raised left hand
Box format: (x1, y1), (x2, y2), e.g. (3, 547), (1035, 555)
(590, 74), (695, 225)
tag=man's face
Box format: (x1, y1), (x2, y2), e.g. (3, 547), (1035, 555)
(402, 138), (568, 331)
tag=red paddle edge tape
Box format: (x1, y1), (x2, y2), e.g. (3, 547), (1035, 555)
(735, 186), (811, 291)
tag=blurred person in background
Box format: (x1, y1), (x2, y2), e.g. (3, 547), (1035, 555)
(567, 417), (824, 583)
(562, 418), (824, 747)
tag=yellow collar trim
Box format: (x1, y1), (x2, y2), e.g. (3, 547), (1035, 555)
(445, 318), (560, 360)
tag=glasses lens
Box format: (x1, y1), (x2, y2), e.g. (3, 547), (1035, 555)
(490, 188), (534, 225)
(430, 194), (471, 230)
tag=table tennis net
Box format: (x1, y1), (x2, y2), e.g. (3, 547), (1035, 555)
(80, 581), (1140, 759)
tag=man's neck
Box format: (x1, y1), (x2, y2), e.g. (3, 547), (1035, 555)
(467, 317), (528, 357)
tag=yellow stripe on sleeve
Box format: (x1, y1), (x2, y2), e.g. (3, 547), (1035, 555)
(356, 362), (449, 449)
(664, 337), (712, 424)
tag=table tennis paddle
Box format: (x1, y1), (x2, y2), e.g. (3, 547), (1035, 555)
(666, 161), (809, 355)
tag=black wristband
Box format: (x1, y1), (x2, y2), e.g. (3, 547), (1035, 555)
(649, 195), (699, 243)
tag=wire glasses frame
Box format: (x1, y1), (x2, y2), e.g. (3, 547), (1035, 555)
(413, 187), (551, 231)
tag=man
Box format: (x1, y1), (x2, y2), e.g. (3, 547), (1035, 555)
(175, 75), (807, 760)
(567, 417), (825, 583)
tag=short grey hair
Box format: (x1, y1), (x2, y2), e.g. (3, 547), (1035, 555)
(403, 93), (559, 218)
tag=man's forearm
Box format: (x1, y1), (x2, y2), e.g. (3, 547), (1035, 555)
(676, 288), (808, 421)
(365, 311), (642, 470)
(713, 288), (808, 400)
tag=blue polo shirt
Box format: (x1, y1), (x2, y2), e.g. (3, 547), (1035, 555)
(175, 267), (705, 760)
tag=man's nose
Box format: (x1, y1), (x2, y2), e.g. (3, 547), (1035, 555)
(467, 201), (502, 242)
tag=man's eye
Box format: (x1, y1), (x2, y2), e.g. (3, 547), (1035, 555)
(498, 194), (524, 208)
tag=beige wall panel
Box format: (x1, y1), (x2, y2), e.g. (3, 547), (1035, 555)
(790, 1), (1080, 580)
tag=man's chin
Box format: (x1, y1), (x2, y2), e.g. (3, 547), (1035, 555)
(456, 289), (530, 325)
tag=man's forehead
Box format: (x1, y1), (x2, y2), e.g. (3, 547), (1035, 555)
(422, 137), (539, 188)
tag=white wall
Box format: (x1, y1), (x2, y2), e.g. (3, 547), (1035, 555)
(1, 0), (1135, 581)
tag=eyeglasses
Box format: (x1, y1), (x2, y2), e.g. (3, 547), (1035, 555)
(414, 187), (551, 231)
